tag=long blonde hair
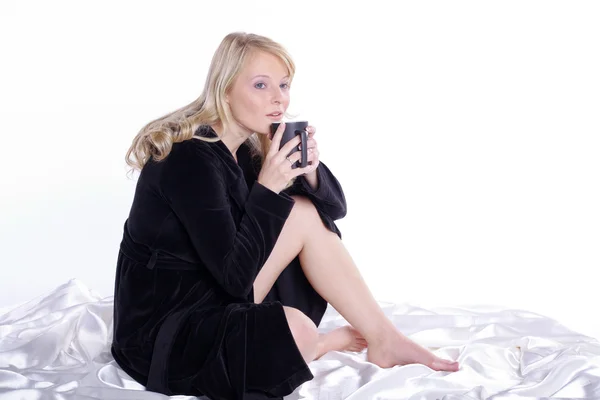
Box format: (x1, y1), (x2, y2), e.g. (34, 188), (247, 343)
(125, 32), (298, 187)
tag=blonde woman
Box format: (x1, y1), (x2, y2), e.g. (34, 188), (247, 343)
(110, 32), (459, 399)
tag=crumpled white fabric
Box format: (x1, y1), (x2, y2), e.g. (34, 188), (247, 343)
(1, 279), (599, 400)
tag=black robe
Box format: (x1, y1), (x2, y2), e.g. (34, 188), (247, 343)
(110, 124), (347, 399)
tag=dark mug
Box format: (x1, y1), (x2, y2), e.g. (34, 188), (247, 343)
(270, 121), (309, 169)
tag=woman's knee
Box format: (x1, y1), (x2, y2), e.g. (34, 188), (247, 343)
(283, 306), (318, 363)
(289, 195), (322, 230)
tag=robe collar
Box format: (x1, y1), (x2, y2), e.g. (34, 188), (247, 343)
(192, 124), (256, 210)
(192, 124), (242, 178)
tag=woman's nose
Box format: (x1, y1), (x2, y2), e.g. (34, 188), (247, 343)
(271, 87), (284, 103)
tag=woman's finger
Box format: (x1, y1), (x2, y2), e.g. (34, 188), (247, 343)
(268, 123), (286, 156)
(299, 138), (317, 150)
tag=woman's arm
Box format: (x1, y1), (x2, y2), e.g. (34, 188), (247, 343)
(284, 160), (347, 221)
(160, 142), (295, 299)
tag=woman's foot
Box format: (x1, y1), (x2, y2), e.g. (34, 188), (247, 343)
(315, 325), (368, 359)
(366, 330), (459, 372)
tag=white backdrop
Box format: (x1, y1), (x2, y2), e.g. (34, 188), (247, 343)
(1, 1), (599, 341)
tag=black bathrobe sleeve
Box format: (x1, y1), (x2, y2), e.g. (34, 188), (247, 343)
(285, 161), (347, 221)
(159, 142), (295, 299)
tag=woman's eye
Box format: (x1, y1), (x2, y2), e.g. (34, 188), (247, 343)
(254, 82), (290, 89)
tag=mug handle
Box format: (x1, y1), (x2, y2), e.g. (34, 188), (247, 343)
(285, 128), (308, 169)
(297, 129), (308, 168)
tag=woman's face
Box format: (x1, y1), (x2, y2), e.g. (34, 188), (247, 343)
(226, 50), (291, 135)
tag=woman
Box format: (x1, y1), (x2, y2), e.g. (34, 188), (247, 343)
(111, 32), (459, 399)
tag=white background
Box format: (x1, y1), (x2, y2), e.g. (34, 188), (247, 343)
(1, 1), (599, 340)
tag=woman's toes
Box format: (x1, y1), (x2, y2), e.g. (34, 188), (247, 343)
(348, 338), (368, 352)
(431, 358), (460, 371)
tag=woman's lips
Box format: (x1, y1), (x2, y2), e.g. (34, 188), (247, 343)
(267, 113), (282, 120)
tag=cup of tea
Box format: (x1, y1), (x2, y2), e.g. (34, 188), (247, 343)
(270, 121), (309, 169)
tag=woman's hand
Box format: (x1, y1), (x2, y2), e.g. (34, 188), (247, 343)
(301, 125), (320, 186)
(258, 123), (315, 194)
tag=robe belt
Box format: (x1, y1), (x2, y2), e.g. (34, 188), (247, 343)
(119, 227), (199, 271)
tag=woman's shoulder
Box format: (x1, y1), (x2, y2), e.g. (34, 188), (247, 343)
(143, 124), (228, 187)
(165, 138), (219, 174)
(151, 139), (223, 197)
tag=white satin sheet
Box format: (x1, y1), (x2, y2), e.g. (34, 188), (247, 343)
(1, 279), (599, 399)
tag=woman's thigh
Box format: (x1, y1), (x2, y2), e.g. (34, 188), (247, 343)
(253, 195), (321, 304)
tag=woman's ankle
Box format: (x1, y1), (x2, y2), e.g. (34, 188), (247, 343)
(363, 320), (399, 346)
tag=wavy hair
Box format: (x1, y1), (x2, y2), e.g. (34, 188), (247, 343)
(125, 32), (299, 188)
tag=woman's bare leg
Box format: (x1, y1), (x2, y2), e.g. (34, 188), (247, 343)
(298, 218), (458, 371)
(253, 196), (459, 371)
(252, 197), (367, 357)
